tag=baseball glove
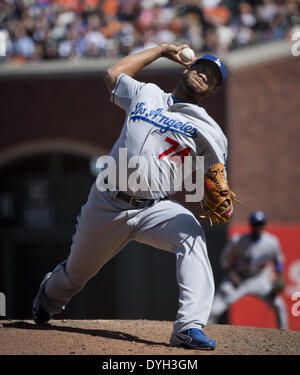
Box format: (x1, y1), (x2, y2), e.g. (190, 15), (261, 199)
(200, 163), (240, 226)
(268, 277), (286, 299)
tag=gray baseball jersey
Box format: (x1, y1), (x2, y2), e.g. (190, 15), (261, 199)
(209, 231), (287, 329)
(221, 231), (284, 277)
(97, 73), (228, 199)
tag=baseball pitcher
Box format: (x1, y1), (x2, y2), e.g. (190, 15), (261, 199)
(208, 211), (288, 329)
(32, 44), (237, 350)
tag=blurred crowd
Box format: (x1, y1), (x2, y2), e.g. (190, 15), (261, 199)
(0, 0), (299, 63)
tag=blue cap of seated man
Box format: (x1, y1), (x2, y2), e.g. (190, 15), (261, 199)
(190, 54), (226, 87)
(249, 211), (266, 225)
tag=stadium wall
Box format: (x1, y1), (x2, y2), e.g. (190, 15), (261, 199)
(225, 42), (300, 330)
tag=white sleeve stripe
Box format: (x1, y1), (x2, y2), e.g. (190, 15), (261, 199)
(111, 73), (126, 104)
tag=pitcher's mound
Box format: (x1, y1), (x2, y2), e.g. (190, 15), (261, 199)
(0, 319), (299, 355)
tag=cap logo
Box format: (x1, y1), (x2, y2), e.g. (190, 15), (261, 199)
(215, 58), (222, 67)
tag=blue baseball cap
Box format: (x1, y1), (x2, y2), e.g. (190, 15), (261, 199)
(249, 211), (266, 225)
(190, 54), (227, 87)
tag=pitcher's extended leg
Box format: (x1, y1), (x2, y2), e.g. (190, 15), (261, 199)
(38, 187), (135, 315)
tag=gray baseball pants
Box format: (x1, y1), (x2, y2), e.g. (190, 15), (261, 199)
(208, 273), (288, 329)
(40, 183), (215, 334)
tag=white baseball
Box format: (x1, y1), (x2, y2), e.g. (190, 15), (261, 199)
(180, 47), (195, 62)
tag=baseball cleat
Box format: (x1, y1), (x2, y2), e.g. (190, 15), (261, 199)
(32, 272), (53, 325)
(170, 328), (216, 350)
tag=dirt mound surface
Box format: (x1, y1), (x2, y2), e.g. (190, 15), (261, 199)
(0, 319), (299, 355)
